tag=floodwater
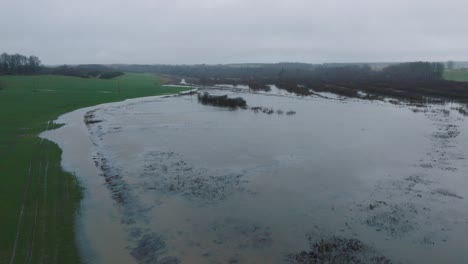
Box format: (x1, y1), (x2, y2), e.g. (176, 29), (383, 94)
(42, 88), (468, 264)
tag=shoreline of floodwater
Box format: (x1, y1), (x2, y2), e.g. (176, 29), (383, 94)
(40, 90), (197, 264)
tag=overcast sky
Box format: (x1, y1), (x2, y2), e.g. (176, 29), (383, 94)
(1, 0), (467, 65)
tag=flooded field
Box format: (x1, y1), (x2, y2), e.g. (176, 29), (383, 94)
(43, 88), (468, 264)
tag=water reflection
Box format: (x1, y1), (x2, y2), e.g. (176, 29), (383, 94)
(52, 89), (468, 263)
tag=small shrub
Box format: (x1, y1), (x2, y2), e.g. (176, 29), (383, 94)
(197, 92), (247, 108)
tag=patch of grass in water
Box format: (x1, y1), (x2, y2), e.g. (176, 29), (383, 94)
(197, 92), (247, 108)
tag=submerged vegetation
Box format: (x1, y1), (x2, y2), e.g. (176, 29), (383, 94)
(113, 62), (468, 103)
(452, 106), (468, 116)
(303, 80), (468, 102)
(276, 82), (312, 96)
(197, 92), (247, 108)
(246, 80), (271, 91)
(288, 236), (392, 264)
(250, 106), (296, 115)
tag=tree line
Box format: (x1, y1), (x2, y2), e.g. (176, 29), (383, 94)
(0, 52), (447, 84)
(112, 62), (445, 83)
(0, 52), (125, 79)
(0, 52), (42, 74)
(46, 65), (124, 79)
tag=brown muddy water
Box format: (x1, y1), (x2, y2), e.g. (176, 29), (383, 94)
(42, 88), (468, 264)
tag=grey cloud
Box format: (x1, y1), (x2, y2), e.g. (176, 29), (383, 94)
(1, 0), (467, 64)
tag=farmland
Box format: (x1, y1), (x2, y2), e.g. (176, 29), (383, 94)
(444, 70), (468, 82)
(0, 74), (188, 264)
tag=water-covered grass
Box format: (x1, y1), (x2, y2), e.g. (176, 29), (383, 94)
(0, 73), (189, 264)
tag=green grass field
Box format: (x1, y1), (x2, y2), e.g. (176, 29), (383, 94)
(444, 70), (468, 82)
(0, 74), (189, 264)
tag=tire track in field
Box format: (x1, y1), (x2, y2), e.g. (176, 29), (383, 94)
(9, 162), (32, 264)
(24, 120), (50, 264)
(24, 161), (42, 264)
(39, 158), (49, 264)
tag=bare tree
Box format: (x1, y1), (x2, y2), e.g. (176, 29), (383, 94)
(0, 52), (8, 72)
(0, 52), (42, 74)
(28, 56), (41, 73)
